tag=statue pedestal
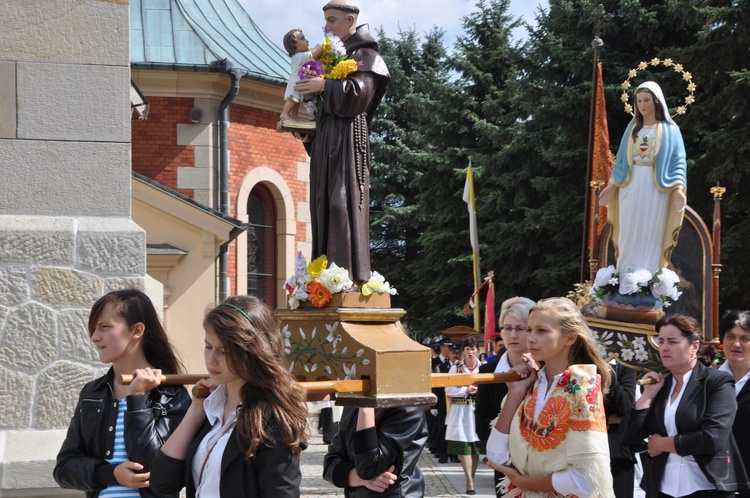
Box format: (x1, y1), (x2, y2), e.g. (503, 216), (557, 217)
(586, 317), (664, 372)
(595, 293), (664, 325)
(595, 304), (664, 325)
(276, 294), (436, 407)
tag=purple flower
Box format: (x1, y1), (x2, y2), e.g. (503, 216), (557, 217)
(298, 60), (325, 80)
(330, 36), (346, 56)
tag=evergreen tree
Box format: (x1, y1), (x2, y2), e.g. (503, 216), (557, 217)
(369, 28), (455, 339)
(369, 0), (750, 337)
(591, 0), (750, 312)
(404, 0), (524, 337)
(672, 0), (750, 309)
(477, 0), (603, 302)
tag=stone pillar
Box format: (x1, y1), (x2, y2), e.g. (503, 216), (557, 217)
(0, 2), (144, 496)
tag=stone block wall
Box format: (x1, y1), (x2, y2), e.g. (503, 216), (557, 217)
(0, 222), (147, 498)
(0, 1), (144, 496)
(0, 217), (146, 430)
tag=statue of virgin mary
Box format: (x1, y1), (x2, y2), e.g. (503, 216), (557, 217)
(599, 81), (687, 275)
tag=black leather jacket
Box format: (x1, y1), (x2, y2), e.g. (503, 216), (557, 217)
(324, 406), (428, 497)
(53, 368), (191, 498)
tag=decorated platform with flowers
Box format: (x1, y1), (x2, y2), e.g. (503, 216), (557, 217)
(278, 252), (434, 407)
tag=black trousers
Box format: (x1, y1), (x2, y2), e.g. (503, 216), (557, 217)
(658, 491), (732, 498)
(611, 458), (635, 498)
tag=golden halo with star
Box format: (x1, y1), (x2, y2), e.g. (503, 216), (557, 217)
(620, 58), (697, 118)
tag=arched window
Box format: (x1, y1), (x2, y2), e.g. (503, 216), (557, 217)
(247, 186), (277, 307)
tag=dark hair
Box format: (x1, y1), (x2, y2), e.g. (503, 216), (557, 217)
(322, 3), (360, 13)
(632, 87), (667, 141)
(283, 29), (301, 56)
(461, 336), (479, 351)
(204, 296), (308, 457)
(88, 289), (184, 374)
(655, 314), (702, 343)
(719, 310), (750, 342)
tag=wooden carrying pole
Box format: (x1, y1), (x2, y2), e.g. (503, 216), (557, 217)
(119, 371), (523, 399)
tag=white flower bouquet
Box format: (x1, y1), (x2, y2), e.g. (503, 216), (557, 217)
(284, 251), (397, 309)
(589, 265), (682, 309)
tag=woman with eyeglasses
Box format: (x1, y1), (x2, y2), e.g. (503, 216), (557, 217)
(623, 314), (750, 498)
(475, 297), (535, 497)
(486, 297), (613, 498)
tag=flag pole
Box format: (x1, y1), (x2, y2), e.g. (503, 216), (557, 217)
(464, 158), (481, 331)
(581, 5), (612, 282)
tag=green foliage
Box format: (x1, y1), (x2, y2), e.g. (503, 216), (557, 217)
(369, 27), (458, 340)
(369, 0), (750, 339)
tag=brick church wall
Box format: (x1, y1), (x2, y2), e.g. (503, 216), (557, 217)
(131, 94), (310, 300)
(132, 96), (196, 198)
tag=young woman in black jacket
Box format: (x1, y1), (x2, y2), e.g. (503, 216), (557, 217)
(54, 289), (191, 498)
(150, 296), (308, 498)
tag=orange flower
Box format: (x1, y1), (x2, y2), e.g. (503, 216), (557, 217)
(520, 396), (571, 451)
(307, 281), (332, 308)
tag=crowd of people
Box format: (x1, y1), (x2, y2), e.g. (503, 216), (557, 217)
(425, 299), (750, 498)
(42, 0), (738, 495)
(53, 285), (750, 498)
(46, 162), (733, 498)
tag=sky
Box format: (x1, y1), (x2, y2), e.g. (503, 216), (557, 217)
(239, 0), (549, 51)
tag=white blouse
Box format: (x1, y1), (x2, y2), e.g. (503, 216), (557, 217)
(492, 351), (512, 374)
(660, 369), (715, 497)
(718, 361), (750, 395)
(486, 368), (596, 497)
(192, 385), (237, 498)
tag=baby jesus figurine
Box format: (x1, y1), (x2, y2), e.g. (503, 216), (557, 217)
(279, 29), (323, 132)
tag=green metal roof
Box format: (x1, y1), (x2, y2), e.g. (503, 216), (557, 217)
(131, 0), (289, 84)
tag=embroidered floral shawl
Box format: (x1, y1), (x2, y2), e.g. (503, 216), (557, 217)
(504, 364), (614, 498)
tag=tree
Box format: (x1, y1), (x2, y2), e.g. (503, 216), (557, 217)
(403, 0), (524, 337)
(369, 27), (456, 339)
(475, 0), (604, 302)
(672, 0), (750, 309)
(370, 0), (750, 337)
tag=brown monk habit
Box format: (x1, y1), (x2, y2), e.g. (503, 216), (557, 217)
(304, 24), (390, 282)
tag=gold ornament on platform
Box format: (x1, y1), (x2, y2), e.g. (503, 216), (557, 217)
(620, 58), (696, 118)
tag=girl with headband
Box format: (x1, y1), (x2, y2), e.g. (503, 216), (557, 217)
(150, 296), (308, 498)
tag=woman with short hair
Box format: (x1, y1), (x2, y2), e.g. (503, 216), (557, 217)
(718, 311), (750, 497)
(445, 336), (484, 494)
(475, 297), (535, 497)
(624, 314), (750, 498)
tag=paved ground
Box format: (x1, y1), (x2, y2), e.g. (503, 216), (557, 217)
(301, 416), (646, 498)
(301, 417), (496, 498)
(69, 413), (644, 498)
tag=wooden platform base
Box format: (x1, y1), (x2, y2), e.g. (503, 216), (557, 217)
(276, 300), (435, 407)
(595, 304), (664, 325)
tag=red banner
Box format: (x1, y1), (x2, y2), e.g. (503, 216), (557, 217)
(589, 62), (613, 253)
